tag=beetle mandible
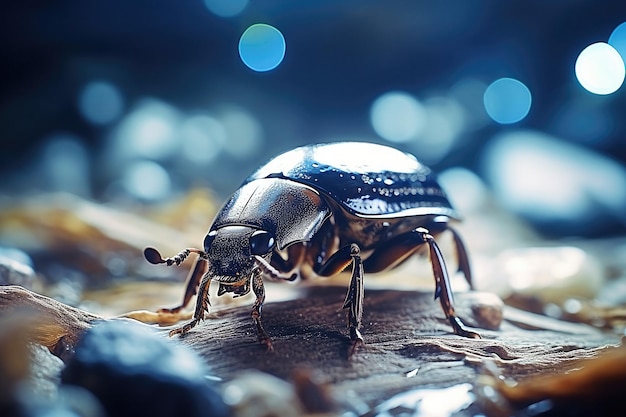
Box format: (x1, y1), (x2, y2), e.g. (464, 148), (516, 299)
(145, 142), (480, 352)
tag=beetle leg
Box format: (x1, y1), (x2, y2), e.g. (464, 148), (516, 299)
(169, 272), (212, 337)
(448, 227), (473, 290)
(251, 271), (273, 351)
(342, 244), (365, 354)
(144, 246), (209, 314)
(315, 243), (356, 276)
(159, 257), (208, 314)
(254, 255), (297, 281)
(268, 244), (307, 279)
(363, 228), (479, 338)
(314, 243), (365, 353)
(418, 229), (480, 339)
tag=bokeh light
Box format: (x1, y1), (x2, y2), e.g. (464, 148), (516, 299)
(412, 96), (466, 164)
(482, 130), (626, 233)
(203, 0), (248, 18)
(609, 22), (626, 63)
(180, 115), (226, 164)
(450, 78), (490, 130)
(216, 106), (264, 159)
(483, 78), (532, 124)
(575, 42), (625, 95)
(551, 98), (613, 147)
(3, 2), (626, 240)
(41, 133), (91, 197)
(122, 160), (171, 201)
(238, 24), (286, 72)
(78, 81), (124, 125)
(437, 167), (488, 214)
(370, 91), (426, 143)
(113, 99), (180, 160)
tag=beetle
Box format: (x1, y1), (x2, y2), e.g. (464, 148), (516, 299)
(144, 142), (480, 352)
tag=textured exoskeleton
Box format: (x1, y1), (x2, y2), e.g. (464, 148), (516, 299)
(145, 142), (480, 352)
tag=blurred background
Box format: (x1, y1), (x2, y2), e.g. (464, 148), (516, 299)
(3, 5), (626, 412)
(1, 0), (626, 240)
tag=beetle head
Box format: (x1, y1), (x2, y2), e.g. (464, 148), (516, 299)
(203, 225), (276, 281)
(144, 225), (278, 285)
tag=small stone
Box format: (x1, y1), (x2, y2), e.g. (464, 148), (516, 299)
(27, 343), (64, 400)
(453, 291), (503, 330)
(222, 371), (302, 417)
(465, 292), (504, 330)
(62, 320), (230, 417)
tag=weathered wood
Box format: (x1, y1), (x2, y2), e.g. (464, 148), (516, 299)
(0, 284), (620, 410)
(174, 286), (619, 406)
(0, 285), (101, 361)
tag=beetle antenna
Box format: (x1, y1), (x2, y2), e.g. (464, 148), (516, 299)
(144, 247), (206, 266)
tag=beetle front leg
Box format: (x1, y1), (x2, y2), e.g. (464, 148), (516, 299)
(169, 272), (212, 337)
(144, 247), (209, 315)
(159, 257), (208, 314)
(251, 271), (273, 351)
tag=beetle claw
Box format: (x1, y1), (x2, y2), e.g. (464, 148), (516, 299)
(449, 317), (481, 339)
(347, 328), (364, 358)
(433, 284), (442, 300)
(259, 336), (274, 352)
(168, 319), (200, 337)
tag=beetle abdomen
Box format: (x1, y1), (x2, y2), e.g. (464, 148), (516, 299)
(246, 142), (456, 218)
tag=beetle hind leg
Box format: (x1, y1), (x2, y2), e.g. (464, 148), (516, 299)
(420, 229), (480, 339)
(363, 227), (480, 339)
(448, 226), (473, 290)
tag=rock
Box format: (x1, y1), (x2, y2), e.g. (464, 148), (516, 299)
(222, 368), (338, 417)
(0, 312), (99, 417)
(223, 371), (303, 417)
(62, 320), (230, 417)
(0, 285), (101, 362)
(26, 344), (64, 400)
(0, 193), (195, 282)
(462, 292), (503, 330)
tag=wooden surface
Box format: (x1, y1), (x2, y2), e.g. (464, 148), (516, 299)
(0, 285), (101, 361)
(172, 286), (619, 406)
(0, 284), (621, 412)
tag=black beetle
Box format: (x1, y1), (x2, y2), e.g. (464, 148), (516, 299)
(145, 142), (480, 352)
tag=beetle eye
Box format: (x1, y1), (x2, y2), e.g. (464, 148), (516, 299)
(203, 230), (217, 251)
(249, 230), (275, 255)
